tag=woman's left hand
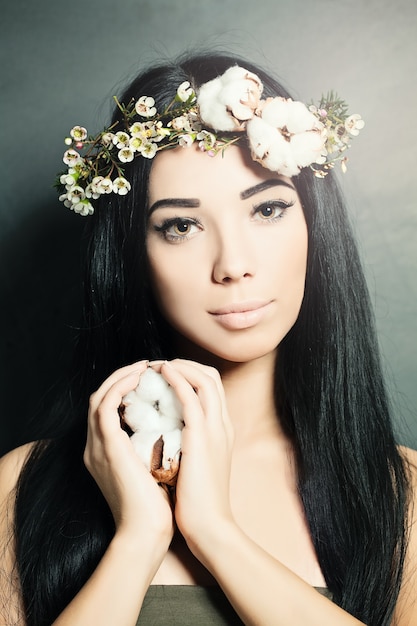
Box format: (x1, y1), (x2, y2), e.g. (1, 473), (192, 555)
(156, 359), (235, 555)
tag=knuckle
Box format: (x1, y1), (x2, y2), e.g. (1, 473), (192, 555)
(89, 390), (99, 409)
(83, 448), (92, 469)
(206, 365), (221, 381)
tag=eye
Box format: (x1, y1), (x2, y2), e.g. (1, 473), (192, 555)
(252, 199), (295, 221)
(152, 217), (202, 242)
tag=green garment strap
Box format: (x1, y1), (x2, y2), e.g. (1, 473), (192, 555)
(136, 585), (332, 625)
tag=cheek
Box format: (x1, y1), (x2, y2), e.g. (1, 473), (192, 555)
(147, 251), (197, 321)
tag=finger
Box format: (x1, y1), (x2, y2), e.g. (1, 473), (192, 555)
(88, 369), (145, 440)
(158, 362), (207, 428)
(161, 361), (225, 430)
(90, 360), (149, 411)
(170, 359), (227, 404)
(167, 360), (233, 440)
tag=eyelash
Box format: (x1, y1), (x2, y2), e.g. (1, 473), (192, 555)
(151, 199), (295, 243)
(152, 216), (203, 243)
(252, 199), (295, 222)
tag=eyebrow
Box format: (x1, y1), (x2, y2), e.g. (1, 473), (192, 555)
(148, 178), (296, 215)
(240, 179), (296, 199)
(148, 197), (200, 215)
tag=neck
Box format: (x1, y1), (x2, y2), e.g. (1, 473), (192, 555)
(174, 337), (287, 445)
(220, 352), (287, 444)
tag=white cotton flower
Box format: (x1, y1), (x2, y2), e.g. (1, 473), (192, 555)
(63, 149), (83, 166)
(197, 65), (263, 131)
(122, 369), (183, 475)
(70, 126), (88, 141)
(289, 130), (328, 167)
(286, 101), (323, 135)
(344, 113), (365, 136)
(257, 97), (288, 129)
(177, 81), (195, 102)
(118, 147), (135, 163)
(135, 96), (157, 118)
(246, 97), (327, 176)
(113, 131), (130, 149)
(112, 176), (131, 195)
(246, 116), (297, 176)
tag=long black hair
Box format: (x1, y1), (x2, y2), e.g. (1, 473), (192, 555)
(13, 52), (410, 625)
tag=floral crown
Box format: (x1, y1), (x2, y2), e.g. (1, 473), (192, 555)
(56, 65), (364, 216)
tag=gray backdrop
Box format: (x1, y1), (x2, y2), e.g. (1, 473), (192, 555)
(1, 0), (416, 455)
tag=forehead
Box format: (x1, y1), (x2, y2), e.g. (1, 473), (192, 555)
(148, 144), (292, 201)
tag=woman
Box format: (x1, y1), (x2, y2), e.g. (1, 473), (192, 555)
(0, 52), (416, 625)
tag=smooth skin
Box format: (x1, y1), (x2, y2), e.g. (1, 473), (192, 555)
(1, 146), (416, 625)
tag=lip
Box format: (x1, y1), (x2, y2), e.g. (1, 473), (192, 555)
(209, 300), (272, 330)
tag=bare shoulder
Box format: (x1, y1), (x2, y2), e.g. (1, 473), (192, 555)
(393, 446), (417, 625)
(398, 445), (417, 482)
(0, 443), (35, 497)
(0, 443), (35, 625)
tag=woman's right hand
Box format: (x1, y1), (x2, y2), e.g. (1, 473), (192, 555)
(84, 361), (174, 554)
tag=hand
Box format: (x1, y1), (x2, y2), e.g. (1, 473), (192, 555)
(84, 361), (174, 554)
(156, 360), (235, 554)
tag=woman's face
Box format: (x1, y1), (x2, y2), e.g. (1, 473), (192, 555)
(146, 145), (308, 363)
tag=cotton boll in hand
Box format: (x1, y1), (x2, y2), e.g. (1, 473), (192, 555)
(120, 368), (184, 486)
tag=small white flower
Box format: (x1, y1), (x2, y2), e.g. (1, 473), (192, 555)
(64, 137), (72, 146)
(140, 142), (157, 159)
(187, 111), (202, 132)
(112, 176), (131, 195)
(96, 177), (113, 194)
(118, 147), (135, 163)
(129, 121), (147, 136)
(60, 172), (77, 187)
(344, 113), (365, 136)
(197, 130), (216, 151)
(58, 193), (72, 208)
(101, 132), (116, 147)
(67, 185), (86, 202)
(63, 149), (83, 166)
(113, 131), (130, 149)
(130, 135), (146, 151)
(73, 200), (94, 216)
(177, 81), (195, 102)
(152, 122), (171, 142)
(135, 96), (157, 118)
(85, 183), (101, 199)
(70, 126), (88, 141)
(169, 115), (191, 131)
(178, 134), (195, 148)
(198, 65), (263, 131)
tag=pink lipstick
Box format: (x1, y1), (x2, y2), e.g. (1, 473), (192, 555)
(209, 301), (272, 330)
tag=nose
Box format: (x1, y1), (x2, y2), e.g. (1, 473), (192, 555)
(212, 228), (255, 284)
